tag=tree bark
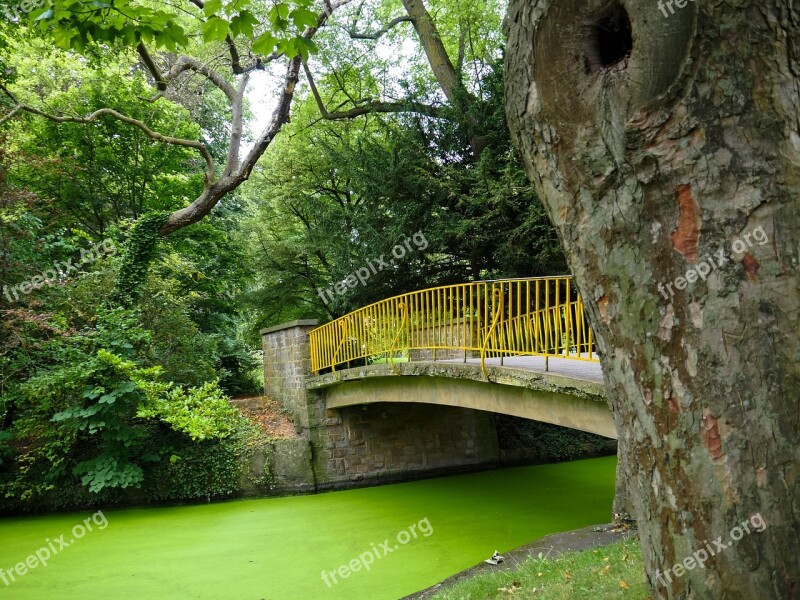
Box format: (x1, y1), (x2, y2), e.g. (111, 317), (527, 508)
(505, 0), (800, 598)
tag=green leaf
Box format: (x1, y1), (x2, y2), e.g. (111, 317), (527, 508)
(289, 7), (317, 31)
(268, 4), (289, 30)
(118, 381), (138, 393)
(229, 10), (259, 38)
(83, 385), (105, 399)
(252, 32), (276, 56)
(223, 0), (251, 15)
(201, 16), (230, 42)
(33, 8), (54, 22)
(203, 0), (222, 17)
(51, 27), (74, 50)
(295, 36), (317, 60)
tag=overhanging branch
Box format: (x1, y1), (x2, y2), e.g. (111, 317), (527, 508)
(347, 15), (413, 39)
(0, 83), (215, 183)
(164, 55), (237, 102)
(303, 61), (441, 120)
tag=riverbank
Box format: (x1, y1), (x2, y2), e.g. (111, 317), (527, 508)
(405, 522), (645, 599)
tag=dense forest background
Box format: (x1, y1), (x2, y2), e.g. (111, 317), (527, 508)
(0, 1), (568, 511)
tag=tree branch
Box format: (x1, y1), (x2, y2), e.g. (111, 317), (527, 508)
(0, 105), (21, 127)
(347, 15), (412, 40)
(400, 0), (487, 155)
(137, 42), (167, 91)
(303, 61), (441, 120)
(0, 82), (215, 182)
(226, 35), (244, 73)
(159, 0), (358, 235)
(225, 73), (249, 177)
(164, 55), (237, 102)
(237, 56), (303, 181)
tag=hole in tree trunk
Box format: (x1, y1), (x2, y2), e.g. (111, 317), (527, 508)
(584, 2), (633, 74)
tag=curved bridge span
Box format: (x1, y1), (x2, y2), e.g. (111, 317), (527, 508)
(308, 358), (614, 439)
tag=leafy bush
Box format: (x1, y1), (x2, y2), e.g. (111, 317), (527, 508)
(137, 380), (244, 441)
(143, 422), (270, 503)
(50, 349), (152, 492)
(0, 305), (266, 510)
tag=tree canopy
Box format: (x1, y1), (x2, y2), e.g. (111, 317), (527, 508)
(0, 0), (565, 509)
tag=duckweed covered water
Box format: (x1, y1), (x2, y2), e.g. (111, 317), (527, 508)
(0, 456), (616, 599)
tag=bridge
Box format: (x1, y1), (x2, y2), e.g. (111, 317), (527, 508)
(261, 277), (624, 513)
(306, 277), (612, 438)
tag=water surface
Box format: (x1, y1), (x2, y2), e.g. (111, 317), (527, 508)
(0, 456), (616, 599)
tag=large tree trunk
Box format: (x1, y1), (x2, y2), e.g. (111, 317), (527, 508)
(505, 1), (799, 598)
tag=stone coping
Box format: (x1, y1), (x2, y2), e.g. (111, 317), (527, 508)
(260, 319), (319, 336)
(306, 361), (606, 404)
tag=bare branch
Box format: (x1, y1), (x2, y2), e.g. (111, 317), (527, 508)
(139, 92), (165, 103)
(159, 1), (356, 234)
(237, 56), (303, 181)
(155, 0), (357, 235)
(347, 15), (412, 40)
(164, 55), (237, 101)
(226, 35), (243, 73)
(225, 73), (249, 177)
(303, 61), (441, 120)
(0, 106), (21, 127)
(184, 0), (276, 74)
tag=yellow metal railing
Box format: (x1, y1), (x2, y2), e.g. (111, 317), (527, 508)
(309, 277), (599, 376)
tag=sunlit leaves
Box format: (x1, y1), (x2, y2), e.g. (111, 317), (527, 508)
(289, 6), (318, 29)
(29, 0), (320, 58)
(201, 15), (230, 42)
(252, 31), (277, 55)
(203, 0), (223, 17)
(229, 10), (259, 38)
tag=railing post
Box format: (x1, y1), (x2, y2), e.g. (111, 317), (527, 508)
(481, 285), (504, 380)
(388, 301), (408, 374)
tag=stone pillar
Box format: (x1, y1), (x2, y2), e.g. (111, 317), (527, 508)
(261, 319), (318, 430)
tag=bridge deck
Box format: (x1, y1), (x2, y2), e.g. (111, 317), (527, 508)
(308, 357), (613, 438)
(444, 356), (604, 384)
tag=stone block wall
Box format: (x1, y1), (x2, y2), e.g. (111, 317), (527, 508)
(307, 392), (500, 490)
(261, 320), (318, 429)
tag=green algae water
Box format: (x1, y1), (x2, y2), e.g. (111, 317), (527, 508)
(0, 456), (616, 599)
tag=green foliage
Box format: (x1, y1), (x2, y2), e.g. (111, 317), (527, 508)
(143, 422), (270, 503)
(497, 415), (616, 463)
(49, 349), (155, 492)
(137, 380), (243, 441)
(2, 38), (208, 235)
(241, 59), (565, 327)
(13, 311), (151, 494)
(0, 301), (261, 507)
(0, 431), (12, 470)
(110, 212), (170, 307)
(29, 0), (319, 58)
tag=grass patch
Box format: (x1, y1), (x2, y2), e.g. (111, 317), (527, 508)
(429, 537), (650, 600)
